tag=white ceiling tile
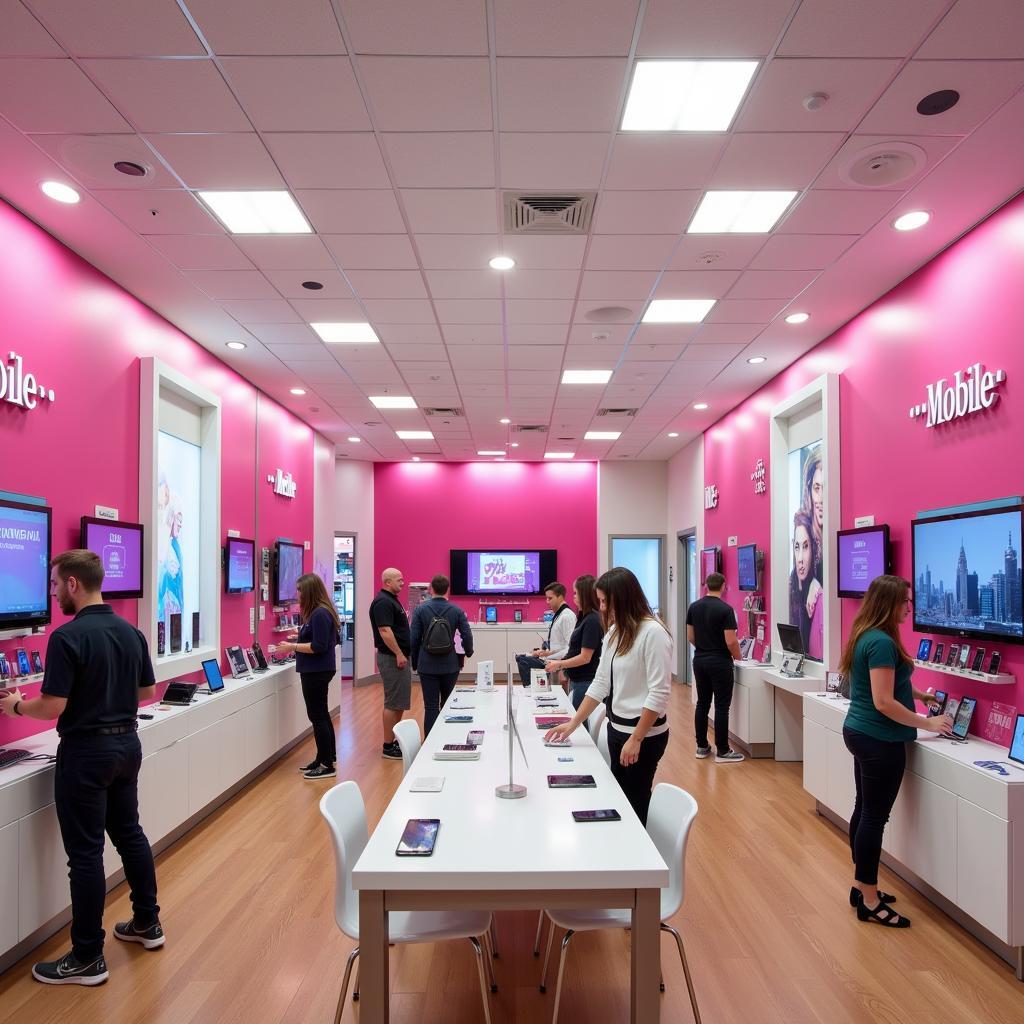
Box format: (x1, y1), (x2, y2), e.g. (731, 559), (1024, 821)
(262, 269), (355, 299)
(690, 324), (765, 345)
(245, 323), (319, 345)
(813, 133), (959, 190)
(567, 323), (632, 346)
(144, 233), (253, 270)
(637, 0), (793, 56)
(586, 234), (677, 271)
(778, 0), (950, 58)
(502, 235), (589, 269)
(858, 60), (1024, 136)
(183, 269), (280, 300)
(96, 188), (223, 233)
(506, 325), (567, 345)
(387, 344), (448, 362)
(398, 364), (455, 384)
(447, 347), (505, 369)
(441, 324), (504, 344)
(362, 298), (437, 323)
(654, 269), (742, 298)
(706, 298), (787, 323)
(30, 132), (180, 188)
(622, 342), (684, 361)
(383, 132), (495, 188)
(264, 133), (389, 189)
(506, 270), (581, 300)
(710, 132), (847, 189)
(401, 189), (499, 233)
(233, 235), (335, 270)
(221, 57), (370, 131)
(83, 59), (250, 132)
(580, 270), (657, 300)
(728, 269), (817, 299)
(360, 57), (492, 130)
(605, 134), (728, 190)
(346, 270), (428, 299)
(145, 133), (284, 188)
(0, 0), (62, 55)
(669, 234), (766, 271)
(508, 346), (564, 370)
(780, 190), (899, 235)
(415, 234), (500, 269)
(433, 298), (502, 323)
(343, 0), (487, 55)
(497, 58), (628, 131)
(500, 132), (609, 189)
(602, 385), (654, 402)
(27, 0), (204, 56)
(186, 0), (346, 55)
(506, 299), (576, 324)
(749, 233), (858, 269)
(918, 0), (1024, 58)
(294, 190), (406, 233)
(0, 58), (129, 131)
(593, 190), (702, 234)
(288, 297), (365, 320)
(266, 344), (336, 364)
(323, 234), (418, 270)
(508, 369), (560, 386)
(344, 363), (404, 384)
(611, 362), (673, 383)
(735, 59), (901, 132)
(424, 270), (501, 299)
(565, 343), (626, 365)
(376, 324), (444, 345)
(632, 324), (703, 345)
(221, 299), (301, 323)
(495, 0), (641, 56)
(286, 361), (351, 383)
(456, 369), (507, 385)
(680, 343), (748, 361)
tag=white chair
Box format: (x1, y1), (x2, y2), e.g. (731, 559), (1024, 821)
(596, 718), (610, 767)
(319, 782), (496, 1024)
(586, 702), (607, 741)
(392, 718), (421, 777)
(538, 784), (701, 1024)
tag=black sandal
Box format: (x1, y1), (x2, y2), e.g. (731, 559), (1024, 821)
(849, 886), (896, 907)
(856, 900), (910, 928)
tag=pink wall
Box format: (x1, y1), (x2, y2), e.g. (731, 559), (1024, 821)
(0, 199), (318, 744)
(703, 193), (1024, 736)
(373, 461), (598, 624)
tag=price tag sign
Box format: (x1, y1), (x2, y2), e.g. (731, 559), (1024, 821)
(983, 701), (1017, 746)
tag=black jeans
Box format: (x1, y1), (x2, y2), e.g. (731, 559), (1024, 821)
(515, 653), (546, 686)
(420, 671), (459, 735)
(54, 732), (159, 962)
(693, 656), (735, 755)
(301, 670), (337, 767)
(843, 727), (907, 887)
(606, 726), (669, 827)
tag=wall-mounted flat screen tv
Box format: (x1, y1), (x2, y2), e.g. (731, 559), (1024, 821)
(0, 497), (52, 630)
(450, 549), (557, 596)
(225, 537), (256, 594)
(274, 540), (304, 605)
(80, 516), (144, 599)
(836, 524), (891, 599)
(912, 504), (1023, 644)
(700, 546), (721, 584)
(737, 544), (759, 591)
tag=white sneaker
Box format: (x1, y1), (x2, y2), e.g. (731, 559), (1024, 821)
(695, 746), (712, 759)
(715, 749), (745, 764)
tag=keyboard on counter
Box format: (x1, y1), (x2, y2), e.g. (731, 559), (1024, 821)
(0, 748), (32, 770)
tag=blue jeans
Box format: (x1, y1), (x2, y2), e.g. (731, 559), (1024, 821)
(420, 671), (459, 735)
(570, 681), (591, 710)
(515, 653), (546, 686)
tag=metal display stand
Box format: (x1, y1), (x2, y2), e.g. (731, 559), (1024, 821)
(496, 660), (529, 800)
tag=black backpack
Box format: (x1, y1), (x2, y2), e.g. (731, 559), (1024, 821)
(424, 611), (455, 656)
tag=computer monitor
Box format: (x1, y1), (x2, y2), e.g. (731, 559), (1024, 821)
(274, 540), (304, 604)
(225, 537), (256, 594)
(201, 658), (225, 693)
(0, 497), (52, 631)
(737, 544), (759, 591)
(777, 622), (805, 655)
(1008, 713), (1024, 767)
(80, 516), (144, 599)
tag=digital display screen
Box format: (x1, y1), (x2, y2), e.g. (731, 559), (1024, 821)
(201, 658), (225, 692)
(396, 818), (440, 856)
(737, 544), (757, 591)
(1008, 714), (1024, 766)
(467, 551), (540, 594)
(275, 541), (304, 604)
(0, 500), (51, 628)
(837, 526), (889, 598)
(82, 518), (143, 598)
(952, 696), (976, 739)
(701, 547), (719, 583)
(225, 537), (255, 593)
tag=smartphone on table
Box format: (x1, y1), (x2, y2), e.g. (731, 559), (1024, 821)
(396, 818), (440, 856)
(572, 809), (621, 822)
(467, 730), (484, 745)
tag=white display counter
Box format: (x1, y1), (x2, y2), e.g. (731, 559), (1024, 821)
(0, 661), (338, 971)
(456, 621), (555, 679)
(803, 692), (1024, 979)
(705, 660), (775, 758)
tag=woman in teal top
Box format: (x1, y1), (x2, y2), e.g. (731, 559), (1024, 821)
(839, 575), (952, 928)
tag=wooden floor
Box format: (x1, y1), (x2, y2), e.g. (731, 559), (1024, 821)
(2, 682), (1022, 1024)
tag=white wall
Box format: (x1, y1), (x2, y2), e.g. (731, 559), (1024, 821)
(665, 438), (704, 657)
(596, 460), (669, 573)
(312, 434), (335, 587)
(334, 458), (376, 680)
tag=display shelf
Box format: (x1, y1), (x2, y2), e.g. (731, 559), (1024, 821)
(2, 672), (43, 685)
(913, 659), (1015, 686)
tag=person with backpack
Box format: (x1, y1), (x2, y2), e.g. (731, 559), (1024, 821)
(410, 574), (474, 735)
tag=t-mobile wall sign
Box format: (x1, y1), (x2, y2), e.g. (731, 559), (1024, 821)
(908, 363), (1006, 428)
(0, 351), (56, 411)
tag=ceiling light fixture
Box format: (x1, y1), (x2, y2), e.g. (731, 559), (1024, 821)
(642, 299), (716, 324)
(747, 356), (767, 364)
(499, 417), (511, 424)
(668, 432), (679, 438)
(584, 431), (621, 441)
(370, 395), (416, 409)
(893, 210), (930, 232)
(489, 256), (515, 270)
(694, 403), (709, 411)
(396, 430), (433, 440)
(301, 280), (324, 290)
(622, 60), (758, 131)
(41, 181), (80, 204)
(311, 322), (379, 344)
(347, 436), (361, 443)
(477, 450), (505, 456)
(785, 312), (810, 324)
(561, 369), (613, 385)
(289, 387), (306, 396)
(197, 190), (311, 234)
(412, 456), (421, 462)
(688, 190), (798, 233)
(226, 341), (247, 351)
(509, 442), (519, 448)
(544, 452), (574, 459)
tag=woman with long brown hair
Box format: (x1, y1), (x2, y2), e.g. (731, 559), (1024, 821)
(277, 573), (341, 780)
(543, 574), (603, 710)
(840, 574), (951, 927)
(544, 567), (671, 825)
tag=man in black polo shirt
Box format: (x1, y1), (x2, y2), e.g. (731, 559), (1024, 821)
(369, 566), (412, 760)
(686, 571), (744, 764)
(0, 550), (162, 985)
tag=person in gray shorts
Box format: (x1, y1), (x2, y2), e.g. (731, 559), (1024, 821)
(369, 567), (412, 759)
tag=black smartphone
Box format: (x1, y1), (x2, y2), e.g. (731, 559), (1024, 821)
(548, 774), (597, 788)
(988, 651), (1002, 675)
(932, 643), (944, 664)
(928, 690), (948, 717)
(572, 809), (621, 822)
(16, 649), (31, 676)
(970, 648), (986, 672)
(170, 613), (182, 653)
(157, 620), (166, 656)
(442, 743), (478, 752)
(957, 645), (971, 669)
(951, 697), (977, 740)
(467, 730), (484, 745)
(396, 818), (440, 856)
(251, 642), (269, 670)
(30, 651), (43, 674)
(0, 653), (10, 679)
(916, 639), (932, 662)
(946, 644), (959, 666)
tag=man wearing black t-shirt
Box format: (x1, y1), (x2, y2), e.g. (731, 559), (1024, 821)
(0, 549), (161, 986)
(369, 567), (412, 759)
(686, 572), (744, 764)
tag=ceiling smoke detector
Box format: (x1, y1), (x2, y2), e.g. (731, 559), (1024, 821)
(584, 305), (634, 323)
(839, 140), (927, 188)
(802, 92), (829, 112)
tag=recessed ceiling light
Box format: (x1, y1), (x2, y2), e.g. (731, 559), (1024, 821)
(893, 210), (930, 232)
(312, 322), (379, 344)
(561, 369), (613, 385)
(226, 341), (247, 351)
(396, 430), (433, 440)
(370, 395), (416, 409)
(785, 312), (810, 324)
(509, 442), (519, 448)
(289, 387), (307, 396)
(40, 181), (80, 204)
(694, 403), (709, 411)
(544, 452), (574, 459)
(642, 299), (716, 324)
(747, 355), (767, 364)
(688, 191), (798, 233)
(197, 190), (311, 234)
(621, 60), (758, 132)
(584, 431), (621, 441)
(347, 436), (361, 443)
(499, 417), (511, 424)
(114, 160), (147, 177)
(668, 432), (679, 438)
(411, 456), (421, 462)
(478, 450), (505, 456)
(301, 280), (324, 290)
(489, 256), (515, 270)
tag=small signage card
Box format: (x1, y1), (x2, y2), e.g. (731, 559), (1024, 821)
(983, 701), (1017, 746)
(477, 659), (494, 690)
(531, 667), (550, 691)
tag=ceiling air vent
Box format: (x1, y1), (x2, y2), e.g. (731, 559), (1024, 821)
(596, 408), (638, 417)
(423, 407), (464, 417)
(503, 192), (596, 234)
(513, 423), (548, 433)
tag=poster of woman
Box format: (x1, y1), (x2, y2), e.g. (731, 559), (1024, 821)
(156, 431), (201, 642)
(788, 441), (824, 660)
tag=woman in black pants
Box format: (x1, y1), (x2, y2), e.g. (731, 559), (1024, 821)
(278, 573), (341, 780)
(839, 575), (952, 926)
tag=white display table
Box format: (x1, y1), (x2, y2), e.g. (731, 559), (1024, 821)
(0, 661), (337, 971)
(803, 692), (1024, 979)
(761, 666), (824, 761)
(352, 684), (669, 1022)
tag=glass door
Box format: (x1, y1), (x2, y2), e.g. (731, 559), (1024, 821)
(609, 535), (664, 616)
(333, 534), (355, 679)
(676, 532), (698, 684)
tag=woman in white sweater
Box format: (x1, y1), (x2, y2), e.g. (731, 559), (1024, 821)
(544, 567), (672, 825)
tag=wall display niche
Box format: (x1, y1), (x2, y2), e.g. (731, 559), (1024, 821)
(138, 358), (222, 682)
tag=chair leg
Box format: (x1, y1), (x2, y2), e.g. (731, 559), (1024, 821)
(533, 909), (547, 956)
(663, 923), (701, 1024)
(352, 958), (360, 1002)
(334, 947), (359, 1024)
(468, 937), (493, 1024)
(489, 916), (500, 957)
(482, 930), (499, 992)
(539, 919), (557, 992)
(660, 967), (665, 993)
(550, 929), (575, 1024)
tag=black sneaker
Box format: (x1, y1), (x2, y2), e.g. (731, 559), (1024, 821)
(382, 742), (402, 760)
(32, 951), (109, 986)
(303, 764), (337, 780)
(113, 918), (165, 949)
(298, 759), (320, 773)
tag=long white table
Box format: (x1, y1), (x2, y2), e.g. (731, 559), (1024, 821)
(351, 685), (669, 1022)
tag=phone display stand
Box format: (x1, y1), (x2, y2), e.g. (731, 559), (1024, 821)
(496, 661), (528, 800)
(911, 659), (1015, 686)
(780, 654), (805, 678)
(477, 659), (495, 691)
(531, 667), (550, 691)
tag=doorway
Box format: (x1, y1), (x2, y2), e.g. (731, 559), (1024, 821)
(333, 534), (355, 679)
(676, 530), (698, 684)
(609, 535), (665, 617)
